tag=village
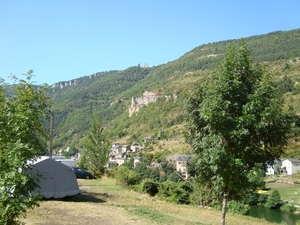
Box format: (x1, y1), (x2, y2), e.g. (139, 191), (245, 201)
(108, 140), (300, 178)
(108, 141), (190, 178)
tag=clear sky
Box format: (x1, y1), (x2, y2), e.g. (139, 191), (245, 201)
(1, 0), (299, 85)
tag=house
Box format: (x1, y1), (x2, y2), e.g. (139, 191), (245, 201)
(107, 161), (119, 168)
(111, 143), (122, 153)
(281, 158), (300, 175)
(115, 158), (126, 166)
(122, 145), (130, 152)
(109, 143), (126, 159)
(134, 156), (143, 167)
(143, 137), (152, 143)
(109, 143), (129, 167)
(266, 159), (282, 175)
(130, 142), (142, 153)
(266, 164), (275, 175)
(176, 155), (191, 179)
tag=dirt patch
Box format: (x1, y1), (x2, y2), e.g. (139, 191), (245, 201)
(266, 182), (295, 189)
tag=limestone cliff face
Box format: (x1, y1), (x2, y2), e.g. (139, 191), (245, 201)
(129, 91), (158, 117)
(51, 79), (79, 89)
(50, 71), (110, 90)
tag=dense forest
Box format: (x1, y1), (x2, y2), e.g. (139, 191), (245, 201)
(47, 28), (300, 158)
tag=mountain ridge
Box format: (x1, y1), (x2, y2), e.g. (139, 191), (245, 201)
(48, 28), (300, 158)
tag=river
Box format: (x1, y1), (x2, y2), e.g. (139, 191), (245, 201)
(248, 205), (300, 225)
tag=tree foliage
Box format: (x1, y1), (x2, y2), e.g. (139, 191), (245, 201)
(158, 180), (193, 204)
(79, 117), (111, 177)
(226, 200), (250, 215)
(265, 189), (282, 209)
(0, 71), (50, 225)
(114, 166), (140, 186)
(185, 41), (294, 225)
(140, 178), (159, 196)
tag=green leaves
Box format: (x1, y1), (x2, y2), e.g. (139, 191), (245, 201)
(0, 71), (49, 225)
(265, 189), (282, 209)
(186, 41), (295, 224)
(79, 117), (111, 177)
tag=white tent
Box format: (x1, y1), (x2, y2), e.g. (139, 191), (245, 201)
(29, 158), (81, 198)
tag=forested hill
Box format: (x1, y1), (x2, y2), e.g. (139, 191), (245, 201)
(49, 28), (300, 157)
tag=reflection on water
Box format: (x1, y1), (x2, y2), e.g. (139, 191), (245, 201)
(248, 205), (300, 225)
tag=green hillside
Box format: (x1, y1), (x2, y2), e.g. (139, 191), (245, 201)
(48, 28), (300, 157)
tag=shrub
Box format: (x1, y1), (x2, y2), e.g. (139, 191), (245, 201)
(265, 189), (282, 209)
(141, 179), (159, 196)
(114, 166), (140, 186)
(243, 193), (259, 205)
(227, 200), (250, 215)
(104, 168), (116, 177)
(144, 167), (161, 182)
(280, 203), (297, 213)
(166, 172), (182, 182)
(158, 181), (193, 204)
(257, 193), (268, 204)
(189, 184), (219, 207)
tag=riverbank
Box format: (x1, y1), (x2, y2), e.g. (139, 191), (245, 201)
(265, 174), (300, 213)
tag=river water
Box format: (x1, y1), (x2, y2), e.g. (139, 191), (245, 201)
(248, 205), (300, 225)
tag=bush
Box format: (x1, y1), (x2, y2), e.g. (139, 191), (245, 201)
(280, 203), (297, 213)
(227, 200), (250, 215)
(104, 168), (116, 177)
(257, 193), (268, 204)
(141, 179), (159, 196)
(189, 184), (219, 207)
(114, 166), (140, 186)
(144, 167), (161, 182)
(158, 181), (193, 204)
(166, 172), (182, 182)
(265, 189), (282, 209)
(243, 193), (259, 205)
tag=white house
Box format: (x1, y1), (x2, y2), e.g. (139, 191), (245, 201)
(281, 158), (300, 175)
(266, 159), (282, 175)
(131, 142), (142, 153)
(266, 164), (275, 175)
(176, 155), (190, 179)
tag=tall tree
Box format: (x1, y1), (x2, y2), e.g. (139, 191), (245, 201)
(79, 117), (110, 177)
(185, 41), (294, 225)
(0, 71), (50, 225)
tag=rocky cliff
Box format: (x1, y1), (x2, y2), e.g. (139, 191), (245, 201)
(129, 91), (158, 117)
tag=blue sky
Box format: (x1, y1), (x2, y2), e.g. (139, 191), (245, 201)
(1, 0), (299, 85)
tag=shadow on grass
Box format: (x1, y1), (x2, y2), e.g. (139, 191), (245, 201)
(45, 191), (108, 203)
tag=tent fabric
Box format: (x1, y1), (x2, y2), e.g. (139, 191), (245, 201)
(30, 158), (81, 198)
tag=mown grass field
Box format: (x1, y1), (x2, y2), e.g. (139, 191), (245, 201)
(21, 177), (282, 225)
(265, 174), (300, 206)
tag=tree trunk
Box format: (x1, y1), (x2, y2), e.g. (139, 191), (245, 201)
(220, 188), (230, 225)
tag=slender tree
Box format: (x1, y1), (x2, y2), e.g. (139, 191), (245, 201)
(79, 117), (110, 177)
(185, 41), (294, 225)
(0, 71), (50, 225)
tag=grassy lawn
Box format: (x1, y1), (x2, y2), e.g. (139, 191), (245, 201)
(21, 177), (280, 225)
(265, 174), (300, 205)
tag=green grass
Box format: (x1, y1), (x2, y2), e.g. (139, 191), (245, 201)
(22, 177), (282, 225)
(279, 187), (300, 204)
(125, 206), (174, 224)
(265, 175), (300, 206)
